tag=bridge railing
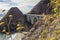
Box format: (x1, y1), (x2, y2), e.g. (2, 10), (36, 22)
(24, 14), (44, 24)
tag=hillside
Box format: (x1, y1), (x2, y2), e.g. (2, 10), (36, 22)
(28, 0), (53, 14)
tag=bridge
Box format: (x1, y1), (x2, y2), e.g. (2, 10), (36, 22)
(24, 14), (43, 24)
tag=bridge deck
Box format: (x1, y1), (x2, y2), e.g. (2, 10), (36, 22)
(24, 14), (44, 24)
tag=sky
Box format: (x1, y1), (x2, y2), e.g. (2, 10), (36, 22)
(0, 0), (40, 14)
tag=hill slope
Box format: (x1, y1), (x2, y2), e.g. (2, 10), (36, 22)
(28, 0), (52, 14)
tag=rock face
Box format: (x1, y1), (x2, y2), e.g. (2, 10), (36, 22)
(0, 7), (25, 33)
(1, 7), (25, 23)
(29, 0), (52, 14)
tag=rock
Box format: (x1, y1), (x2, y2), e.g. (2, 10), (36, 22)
(28, 0), (52, 14)
(0, 7), (25, 33)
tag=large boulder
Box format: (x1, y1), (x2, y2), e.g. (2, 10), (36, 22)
(0, 7), (25, 33)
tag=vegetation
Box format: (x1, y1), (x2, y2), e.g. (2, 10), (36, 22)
(0, 0), (60, 40)
(22, 0), (60, 40)
(38, 0), (60, 40)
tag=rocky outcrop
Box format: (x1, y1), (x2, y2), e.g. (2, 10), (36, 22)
(28, 0), (52, 14)
(0, 7), (25, 33)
